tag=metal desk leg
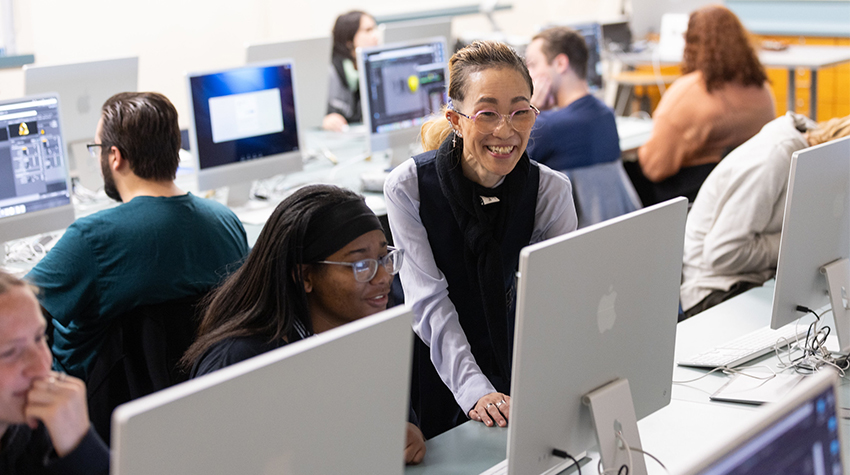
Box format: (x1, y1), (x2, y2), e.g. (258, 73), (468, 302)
(788, 68), (796, 114)
(810, 69), (818, 120)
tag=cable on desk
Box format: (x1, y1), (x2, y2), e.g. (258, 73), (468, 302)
(628, 446), (671, 475)
(551, 448), (582, 475)
(673, 364), (777, 385)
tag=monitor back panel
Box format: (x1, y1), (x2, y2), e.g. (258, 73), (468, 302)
(771, 136), (850, 329)
(508, 198), (687, 474)
(112, 307), (413, 475)
(246, 36), (331, 131)
(382, 17), (453, 46)
(24, 57), (138, 145)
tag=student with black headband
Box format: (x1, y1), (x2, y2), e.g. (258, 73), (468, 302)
(384, 41), (578, 438)
(181, 184), (425, 465)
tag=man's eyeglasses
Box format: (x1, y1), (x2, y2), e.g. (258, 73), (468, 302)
(452, 105), (540, 134)
(317, 247), (404, 283)
(86, 143), (107, 159)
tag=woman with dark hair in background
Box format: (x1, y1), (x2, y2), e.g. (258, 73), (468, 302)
(181, 184), (425, 465)
(323, 10), (379, 132)
(384, 41), (577, 438)
(633, 4), (776, 205)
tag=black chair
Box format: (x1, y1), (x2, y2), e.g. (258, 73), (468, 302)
(85, 295), (203, 445)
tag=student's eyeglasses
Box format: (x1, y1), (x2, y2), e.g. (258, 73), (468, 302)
(317, 247), (404, 283)
(452, 105), (540, 134)
(86, 143), (107, 159)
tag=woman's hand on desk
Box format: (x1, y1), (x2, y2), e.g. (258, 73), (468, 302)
(404, 422), (426, 465)
(322, 113), (349, 132)
(469, 392), (511, 428)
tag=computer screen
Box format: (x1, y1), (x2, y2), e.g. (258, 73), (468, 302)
(0, 94), (74, 247)
(567, 22), (604, 91)
(770, 137), (850, 351)
(112, 306), (413, 475)
(186, 60), (303, 206)
(683, 370), (843, 475)
(501, 197), (687, 475)
(24, 57), (138, 189)
(245, 36), (331, 131)
(358, 38), (448, 165)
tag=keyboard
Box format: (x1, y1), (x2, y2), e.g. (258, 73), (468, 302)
(678, 323), (810, 369)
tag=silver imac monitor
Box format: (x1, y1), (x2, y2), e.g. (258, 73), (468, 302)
(186, 60), (304, 207)
(0, 94), (74, 267)
(498, 197), (687, 475)
(628, 0), (712, 39)
(381, 17), (453, 46)
(245, 36), (331, 131)
(770, 136), (850, 352)
(23, 57), (138, 189)
(357, 38), (449, 167)
(681, 369), (844, 475)
(112, 306), (414, 475)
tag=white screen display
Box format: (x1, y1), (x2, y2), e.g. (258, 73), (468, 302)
(208, 88), (284, 143)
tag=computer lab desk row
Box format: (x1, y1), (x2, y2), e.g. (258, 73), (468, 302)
(240, 117), (655, 246)
(405, 281), (850, 475)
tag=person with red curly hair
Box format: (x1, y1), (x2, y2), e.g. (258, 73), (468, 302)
(633, 5), (776, 205)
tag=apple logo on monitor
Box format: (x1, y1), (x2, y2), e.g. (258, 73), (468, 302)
(597, 285), (617, 334)
(77, 92), (91, 115)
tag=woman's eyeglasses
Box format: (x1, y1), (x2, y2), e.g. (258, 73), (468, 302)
(452, 105), (540, 134)
(317, 247), (404, 283)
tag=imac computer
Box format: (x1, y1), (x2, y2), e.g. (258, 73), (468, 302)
(0, 94), (74, 268)
(245, 36), (332, 131)
(357, 38), (449, 167)
(24, 57), (139, 190)
(681, 369), (843, 475)
(186, 60), (304, 207)
(770, 136), (850, 352)
(487, 197), (687, 475)
(381, 17), (453, 47)
(112, 306), (414, 475)
(570, 22), (604, 92)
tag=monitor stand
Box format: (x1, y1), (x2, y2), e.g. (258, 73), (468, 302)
(225, 181), (254, 208)
(821, 258), (850, 353)
(583, 378), (648, 475)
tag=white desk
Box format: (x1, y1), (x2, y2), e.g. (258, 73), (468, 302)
(616, 45), (850, 119)
(404, 281), (850, 474)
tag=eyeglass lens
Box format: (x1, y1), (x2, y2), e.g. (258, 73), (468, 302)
(472, 108), (536, 134)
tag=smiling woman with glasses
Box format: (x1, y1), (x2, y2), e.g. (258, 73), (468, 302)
(181, 184), (426, 465)
(383, 41), (578, 438)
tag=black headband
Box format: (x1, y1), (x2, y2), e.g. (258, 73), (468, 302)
(302, 199), (383, 262)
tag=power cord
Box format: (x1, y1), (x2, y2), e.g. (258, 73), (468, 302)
(551, 449), (582, 475)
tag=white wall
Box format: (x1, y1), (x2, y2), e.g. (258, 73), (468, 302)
(0, 0), (624, 128)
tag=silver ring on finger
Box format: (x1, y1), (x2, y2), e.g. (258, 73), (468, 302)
(496, 401), (504, 407)
(485, 402), (494, 409)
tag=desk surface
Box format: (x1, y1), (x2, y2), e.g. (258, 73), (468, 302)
(618, 44), (850, 69)
(405, 281), (850, 474)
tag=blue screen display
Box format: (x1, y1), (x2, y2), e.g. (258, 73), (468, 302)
(189, 63), (299, 170)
